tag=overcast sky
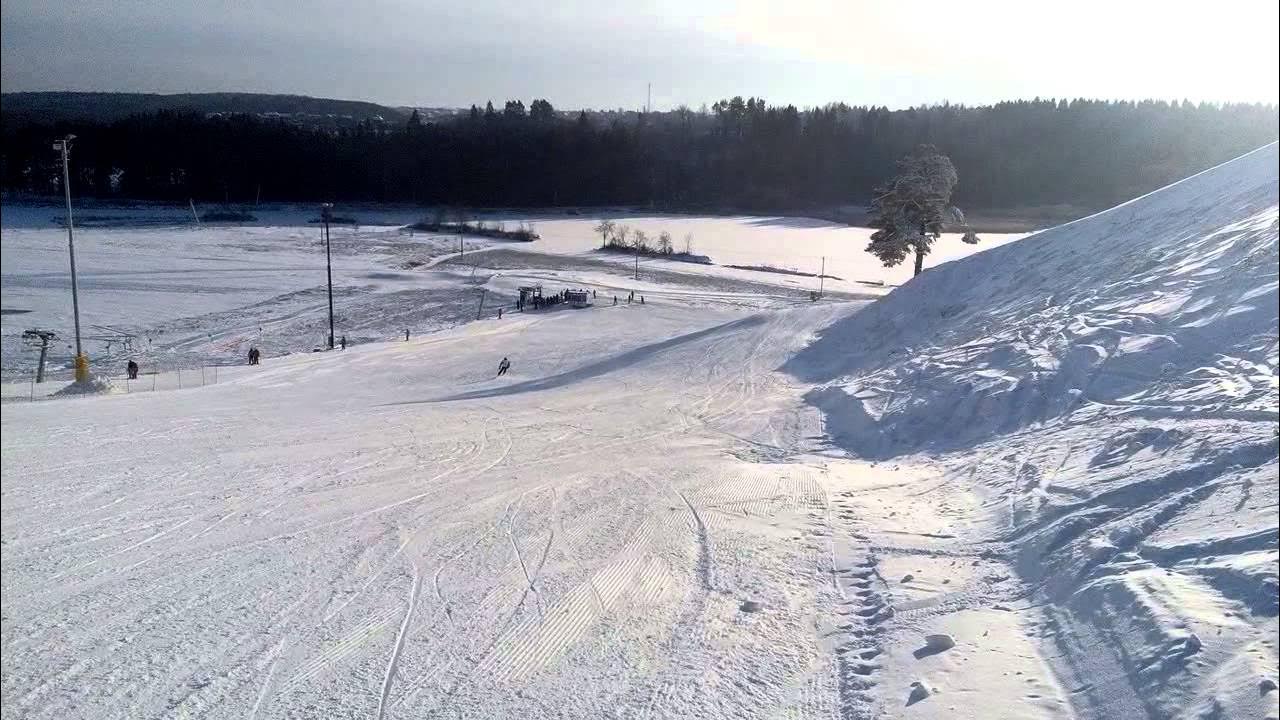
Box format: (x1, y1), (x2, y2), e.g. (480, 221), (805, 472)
(3, 0), (1277, 110)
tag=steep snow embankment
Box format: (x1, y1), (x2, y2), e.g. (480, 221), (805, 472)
(787, 144), (1279, 719)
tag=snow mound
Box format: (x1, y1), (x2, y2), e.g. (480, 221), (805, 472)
(788, 143), (1279, 719)
(787, 142), (1278, 458)
(50, 377), (120, 397)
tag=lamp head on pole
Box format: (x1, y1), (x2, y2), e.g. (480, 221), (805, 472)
(320, 202), (334, 222)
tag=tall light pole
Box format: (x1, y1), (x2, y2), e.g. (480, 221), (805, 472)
(54, 135), (88, 381)
(321, 203), (335, 349)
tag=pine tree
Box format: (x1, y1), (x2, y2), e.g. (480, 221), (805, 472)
(865, 145), (979, 277)
(530, 99), (555, 122)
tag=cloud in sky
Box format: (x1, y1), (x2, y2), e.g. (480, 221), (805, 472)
(2, 0), (1276, 109)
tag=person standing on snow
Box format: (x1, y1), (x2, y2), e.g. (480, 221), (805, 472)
(340, 335), (347, 350)
(497, 357), (511, 376)
(126, 360), (139, 379)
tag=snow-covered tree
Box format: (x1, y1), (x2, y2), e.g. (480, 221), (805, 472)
(594, 219), (616, 248)
(865, 145), (979, 277)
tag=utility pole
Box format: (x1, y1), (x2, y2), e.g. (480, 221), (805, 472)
(818, 256), (825, 299)
(54, 135), (88, 382)
(321, 203), (335, 349)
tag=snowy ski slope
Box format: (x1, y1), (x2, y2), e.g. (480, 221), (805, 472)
(2, 146), (1277, 719)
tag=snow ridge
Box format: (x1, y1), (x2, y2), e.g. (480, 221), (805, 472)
(787, 142), (1278, 458)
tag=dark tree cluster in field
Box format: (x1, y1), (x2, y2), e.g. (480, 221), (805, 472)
(2, 97), (1275, 212)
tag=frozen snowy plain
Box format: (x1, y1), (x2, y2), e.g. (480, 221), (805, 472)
(1, 148), (1277, 720)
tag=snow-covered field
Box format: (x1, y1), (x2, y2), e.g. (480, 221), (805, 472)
(524, 215), (1027, 291)
(0, 210), (1020, 382)
(2, 147), (1277, 719)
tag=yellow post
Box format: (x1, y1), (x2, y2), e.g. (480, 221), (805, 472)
(74, 353), (89, 383)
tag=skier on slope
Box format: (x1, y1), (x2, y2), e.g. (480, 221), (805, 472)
(497, 357), (511, 377)
(126, 360), (139, 380)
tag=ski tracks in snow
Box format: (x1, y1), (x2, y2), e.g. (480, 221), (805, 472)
(376, 563), (422, 720)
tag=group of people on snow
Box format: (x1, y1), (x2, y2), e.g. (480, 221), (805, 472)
(247, 347), (262, 365)
(518, 289), (572, 311)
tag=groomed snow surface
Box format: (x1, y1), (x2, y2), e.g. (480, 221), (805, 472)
(2, 147), (1277, 720)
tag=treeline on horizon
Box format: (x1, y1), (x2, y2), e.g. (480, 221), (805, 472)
(1, 97), (1276, 213)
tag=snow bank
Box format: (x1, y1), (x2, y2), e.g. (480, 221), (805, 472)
(787, 143), (1279, 459)
(787, 143), (1279, 719)
(50, 377), (119, 397)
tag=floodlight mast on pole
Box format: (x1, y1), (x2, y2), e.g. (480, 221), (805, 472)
(54, 135), (88, 382)
(321, 203), (335, 349)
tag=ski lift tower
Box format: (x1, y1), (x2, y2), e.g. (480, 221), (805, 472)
(22, 329), (58, 383)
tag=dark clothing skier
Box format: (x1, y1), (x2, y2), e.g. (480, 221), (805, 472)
(126, 360), (139, 380)
(497, 357), (511, 376)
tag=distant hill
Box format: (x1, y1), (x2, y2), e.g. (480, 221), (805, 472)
(0, 92), (418, 128)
